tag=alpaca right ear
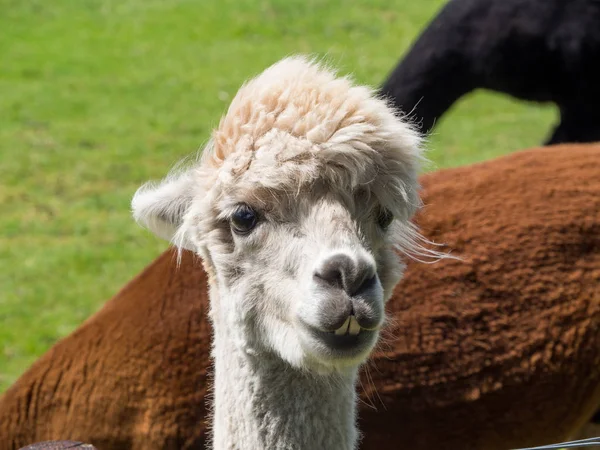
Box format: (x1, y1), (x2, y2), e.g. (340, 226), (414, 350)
(131, 170), (196, 249)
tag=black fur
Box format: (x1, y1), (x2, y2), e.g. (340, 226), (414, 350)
(380, 0), (600, 145)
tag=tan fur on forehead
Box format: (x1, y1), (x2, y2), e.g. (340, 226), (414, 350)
(199, 55), (424, 219)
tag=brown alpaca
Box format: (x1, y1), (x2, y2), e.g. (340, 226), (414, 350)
(1, 143), (598, 450)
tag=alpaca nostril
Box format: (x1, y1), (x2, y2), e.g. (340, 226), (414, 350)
(314, 264), (344, 290)
(314, 253), (376, 295)
(314, 254), (352, 291)
(351, 274), (377, 297)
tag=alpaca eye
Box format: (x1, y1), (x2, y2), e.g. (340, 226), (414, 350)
(377, 208), (394, 230)
(230, 204), (258, 235)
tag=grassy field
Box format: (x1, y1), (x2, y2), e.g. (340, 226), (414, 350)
(0, 0), (555, 392)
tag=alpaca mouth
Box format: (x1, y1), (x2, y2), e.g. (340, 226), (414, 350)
(306, 314), (378, 361)
(330, 315), (362, 336)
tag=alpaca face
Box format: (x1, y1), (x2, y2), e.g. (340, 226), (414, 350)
(132, 56), (426, 373)
(181, 178), (407, 372)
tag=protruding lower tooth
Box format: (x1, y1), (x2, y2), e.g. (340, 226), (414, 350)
(334, 316), (351, 335)
(348, 316), (361, 336)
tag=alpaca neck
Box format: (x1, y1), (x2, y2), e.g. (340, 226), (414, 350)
(210, 298), (359, 450)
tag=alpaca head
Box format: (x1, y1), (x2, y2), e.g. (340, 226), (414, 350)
(132, 56), (424, 373)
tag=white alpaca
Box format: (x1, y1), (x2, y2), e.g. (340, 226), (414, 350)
(132, 56), (426, 450)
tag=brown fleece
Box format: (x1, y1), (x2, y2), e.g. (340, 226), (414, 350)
(0, 251), (211, 450)
(1, 144), (599, 450)
(360, 143), (600, 449)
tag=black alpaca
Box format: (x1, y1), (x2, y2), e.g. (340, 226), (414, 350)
(380, 0), (600, 145)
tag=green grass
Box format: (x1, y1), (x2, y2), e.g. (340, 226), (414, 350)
(0, 0), (555, 392)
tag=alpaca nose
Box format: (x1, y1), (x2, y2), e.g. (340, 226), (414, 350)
(314, 253), (377, 296)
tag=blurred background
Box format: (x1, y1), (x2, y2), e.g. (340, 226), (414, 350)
(0, 0), (556, 392)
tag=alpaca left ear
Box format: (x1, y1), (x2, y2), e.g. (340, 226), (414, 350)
(131, 169), (197, 250)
